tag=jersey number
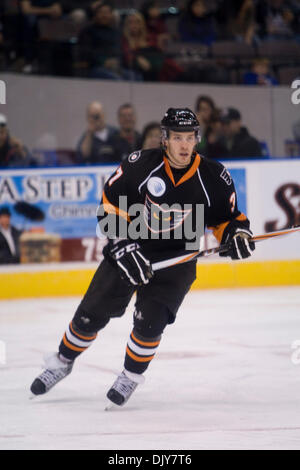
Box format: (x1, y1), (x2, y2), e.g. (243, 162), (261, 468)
(108, 166), (123, 187)
(229, 192), (236, 213)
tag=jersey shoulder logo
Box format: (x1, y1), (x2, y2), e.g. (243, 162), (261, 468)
(220, 167), (232, 186)
(128, 150), (141, 163)
(147, 177), (166, 197)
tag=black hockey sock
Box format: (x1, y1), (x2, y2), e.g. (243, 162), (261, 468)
(124, 329), (161, 375)
(58, 321), (98, 362)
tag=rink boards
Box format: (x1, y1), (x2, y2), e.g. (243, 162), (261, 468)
(0, 258), (299, 299)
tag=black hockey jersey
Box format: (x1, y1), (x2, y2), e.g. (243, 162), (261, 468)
(98, 148), (250, 263)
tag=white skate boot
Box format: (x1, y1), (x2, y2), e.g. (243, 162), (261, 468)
(106, 369), (145, 408)
(30, 353), (74, 396)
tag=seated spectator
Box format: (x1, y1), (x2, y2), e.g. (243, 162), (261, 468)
(202, 114), (228, 159)
(122, 11), (163, 81)
(76, 101), (120, 164)
(195, 95), (218, 139)
(111, 104), (142, 161)
(0, 13), (4, 69)
(140, 122), (161, 150)
(122, 11), (182, 82)
(140, 0), (170, 50)
(217, 107), (263, 158)
(0, 206), (22, 265)
(256, 0), (295, 39)
(19, 0), (63, 73)
(90, 0), (120, 23)
(78, 2), (135, 80)
(0, 114), (34, 168)
(243, 58), (279, 85)
(178, 0), (216, 46)
(194, 95), (225, 158)
(60, 0), (90, 25)
(217, 0), (257, 45)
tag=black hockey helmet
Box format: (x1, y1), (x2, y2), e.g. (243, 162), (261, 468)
(161, 108), (201, 142)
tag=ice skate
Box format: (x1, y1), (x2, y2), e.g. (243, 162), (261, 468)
(106, 370), (145, 408)
(30, 353), (74, 396)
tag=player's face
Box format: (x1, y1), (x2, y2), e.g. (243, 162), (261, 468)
(165, 131), (197, 168)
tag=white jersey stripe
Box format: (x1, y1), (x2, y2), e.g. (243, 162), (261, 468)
(197, 168), (211, 207)
(138, 161), (165, 194)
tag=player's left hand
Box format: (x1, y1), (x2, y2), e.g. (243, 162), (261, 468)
(220, 228), (255, 260)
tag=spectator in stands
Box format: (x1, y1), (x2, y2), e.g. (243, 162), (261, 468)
(60, 0), (90, 25)
(201, 113), (228, 159)
(78, 2), (134, 80)
(0, 12), (4, 69)
(122, 11), (163, 81)
(76, 101), (120, 164)
(256, 0), (296, 39)
(243, 57), (279, 85)
(217, 107), (263, 158)
(216, 0), (257, 45)
(195, 95), (218, 132)
(140, 122), (161, 150)
(0, 114), (34, 168)
(140, 0), (170, 50)
(0, 206), (22, 265)
(111, 104), (142, 161)
(19, 0), (63, 73)
(122, 11), (183, 82)
(178, 0), (217, 45)
(194, 95), (222, 156)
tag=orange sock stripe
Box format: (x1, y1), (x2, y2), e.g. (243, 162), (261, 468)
(69, 322), (97, 341)
(126, 346), (155, 363)
(131, 332), (160, 348)
(63, 334), (87, 352)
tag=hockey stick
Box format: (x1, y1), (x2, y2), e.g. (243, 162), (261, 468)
(152, 225), (300, 272)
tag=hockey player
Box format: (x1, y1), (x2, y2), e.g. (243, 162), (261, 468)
(30, 108), (255, 407)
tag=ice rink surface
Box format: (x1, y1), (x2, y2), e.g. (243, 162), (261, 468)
(1, 286), (300, 450)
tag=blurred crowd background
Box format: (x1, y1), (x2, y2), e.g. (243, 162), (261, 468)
(0, 0), (300, 169)
(1, 0), (300, 83)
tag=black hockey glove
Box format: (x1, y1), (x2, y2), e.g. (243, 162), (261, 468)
(220, 227), (255, 260)
(107, 239), (154, 286)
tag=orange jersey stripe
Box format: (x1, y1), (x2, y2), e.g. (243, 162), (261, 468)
(102, 190), (130, 222)
(163, 154), (201, 187)
(69, 322), (97, 341)
(126, 346), (155, 363)
(131, 332), (160, 348)
(176, 153), (201, 186)
(209, 213), (248, 243)
(209, 221), (230, 243)
(163, 157), (175, 186)
(63, 334), (86, 352)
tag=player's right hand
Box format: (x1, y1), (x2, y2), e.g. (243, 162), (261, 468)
(107, 239), (154, 286)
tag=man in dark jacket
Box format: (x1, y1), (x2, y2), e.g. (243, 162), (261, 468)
(78, 2), (123, 80)
(0, 207), (22, 264)
(218, 107), (263, 159)
(76, 101), (119, 164)
(111, 104), (142, 161)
